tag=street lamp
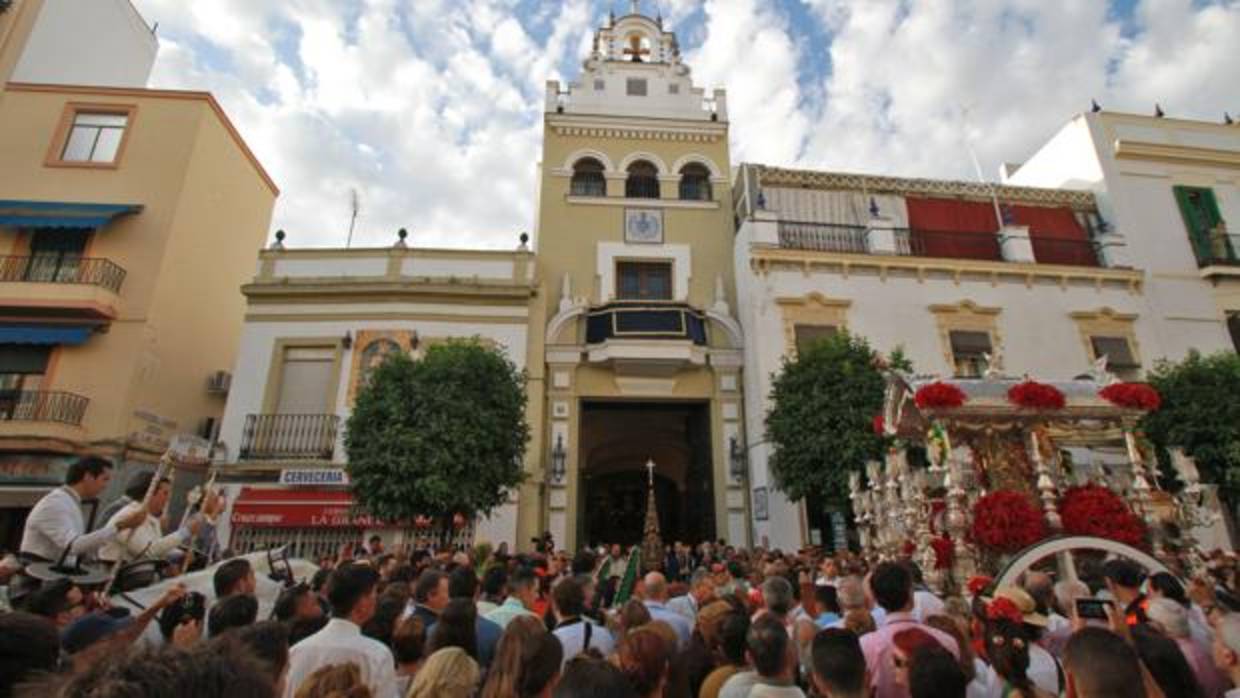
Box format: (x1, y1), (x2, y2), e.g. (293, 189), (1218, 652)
(729, 436), (747, 481)
(550, 434), (567, 484)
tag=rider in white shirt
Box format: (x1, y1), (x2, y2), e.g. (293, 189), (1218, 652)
(20, 457), (145, 563)
(99, 472), (208, 565)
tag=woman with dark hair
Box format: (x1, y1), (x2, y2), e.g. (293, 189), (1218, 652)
(909, 644), (969, 698)
(360, 594), (406, 647)
(983, 618), (1052, 698)
(700, 611), (750, 698)
(1130, 623), (1205, 698)
(481, 616), (560, 698)
(428, 597), (479, 659)
(619, 597), (652, 635)
(391, 615), (427, 695)
(617, 626), (671, 698)
(553, 656), (637, 698)
(682, 600), (733, 697)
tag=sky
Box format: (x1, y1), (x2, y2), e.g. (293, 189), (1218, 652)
(128, 0), (1240, 250)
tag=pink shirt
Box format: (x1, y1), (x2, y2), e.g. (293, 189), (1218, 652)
(1177, 637), (1229, 698)
(860, 611), (960, 698)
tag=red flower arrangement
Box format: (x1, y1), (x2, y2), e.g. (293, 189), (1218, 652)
(1099, 383), (1161, 411)
(1059, 484), (1146, 548)
(914, 381), (967, 409)
(872, 414), (885, 435)
(970, 490), (1047, 554)
(931, 536), (954, 570)
(986, 597), (1025, 625)
(1007, 380), (1066, 410)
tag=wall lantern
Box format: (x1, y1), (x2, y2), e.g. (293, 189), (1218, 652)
(550, 434), (567, 484)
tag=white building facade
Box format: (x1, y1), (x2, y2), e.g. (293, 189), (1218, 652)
(731, 163), (1226, 551)
(215, 237), (534, 558)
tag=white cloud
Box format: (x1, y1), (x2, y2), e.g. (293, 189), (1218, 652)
(129, 0), (1240, 249)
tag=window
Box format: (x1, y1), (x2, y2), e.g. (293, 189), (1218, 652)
(594, 79), (605, 91)
(60, 111), (129, 163)
(625, 160), (660, 199)
(617, 261), (672, 300)
(678, 163), (712, 201)
(668, 83), (680, 95)
(275, 347), (336, 414)
(25, 229), (88, 283)
(570, 157), (606, 197)
(949, 330), (992, 378)
(0, 345), (50, 420)
(1091, 336), (1140, 381)
(1228, 313), (1240, 354)
(626, 78), (648, 97)
(1173, 186), (1232, 265)
(794, 325), (837, 354)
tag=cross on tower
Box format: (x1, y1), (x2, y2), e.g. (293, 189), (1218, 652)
(646, 458), (655, 486)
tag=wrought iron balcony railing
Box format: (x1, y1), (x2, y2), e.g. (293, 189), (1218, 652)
(777, 222), (869, 254)
(240, 413), (339, 461)
(0, 256), (127, 293)
(1194, 233), (1240, 267)
(0, 390), (89, 425)
(896, 228), (1004, 261)
(585, 302), (708, 346)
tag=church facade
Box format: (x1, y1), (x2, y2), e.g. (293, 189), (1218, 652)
(215, 7), (1240, 557)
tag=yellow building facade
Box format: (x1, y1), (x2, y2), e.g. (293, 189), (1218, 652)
(518, 9), (750, 551)
(0, 1), (277, 548)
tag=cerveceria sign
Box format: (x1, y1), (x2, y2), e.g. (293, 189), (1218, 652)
(279, 468), (350, 486)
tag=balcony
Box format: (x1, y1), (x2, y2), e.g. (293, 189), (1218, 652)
(240, 414), (339, 461)
(0, 390), (89, 425)
(776, 221), (1103, 268)
(584, 302), (709, 376)
(0, 255), (127, 322)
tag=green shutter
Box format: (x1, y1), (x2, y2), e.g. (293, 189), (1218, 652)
(1173, 186), (1224, 265)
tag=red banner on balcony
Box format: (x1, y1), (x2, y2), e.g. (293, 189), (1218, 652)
(230, 487), (401, 528)
(1008, 204), (1097, 266)
(904, 197), (1001, 260)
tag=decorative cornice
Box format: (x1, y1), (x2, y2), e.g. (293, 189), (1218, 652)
(553, 125), (720, 143)
(1113, 141), (1240, 169)
(751, 165), (1097, 209)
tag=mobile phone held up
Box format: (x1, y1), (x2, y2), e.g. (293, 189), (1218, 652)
(1075, 597), (1113, 620)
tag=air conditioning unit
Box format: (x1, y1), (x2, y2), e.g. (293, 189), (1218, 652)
(206, 370), (232, 395)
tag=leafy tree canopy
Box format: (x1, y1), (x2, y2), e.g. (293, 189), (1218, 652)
(1142, 350), (1240, 500)
(345, 339), (529, 523)
(765, 331), (904, 503)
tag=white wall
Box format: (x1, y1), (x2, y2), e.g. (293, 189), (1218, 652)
(12, 0), (157, 87)
(1009, 113), (1235, 357)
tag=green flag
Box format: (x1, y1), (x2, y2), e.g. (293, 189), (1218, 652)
(613, 548), (641, 607)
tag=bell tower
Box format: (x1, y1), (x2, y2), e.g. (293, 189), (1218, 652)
(519, 5), (748, 552)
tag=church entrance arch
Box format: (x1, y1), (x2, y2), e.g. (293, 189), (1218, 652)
(578, 401), (715, 547)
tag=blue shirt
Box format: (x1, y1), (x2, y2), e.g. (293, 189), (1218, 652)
(645, 600), (693, 650)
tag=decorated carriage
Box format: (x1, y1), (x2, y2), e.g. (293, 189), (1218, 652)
(850, 360), (1227, 591)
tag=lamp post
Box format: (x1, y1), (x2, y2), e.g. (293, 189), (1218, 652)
(729, 436), (747, 482)
(550, 434), (566, 484)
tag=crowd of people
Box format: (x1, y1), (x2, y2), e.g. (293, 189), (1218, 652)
(4, 457), (1240, 698)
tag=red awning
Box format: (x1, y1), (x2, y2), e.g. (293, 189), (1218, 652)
(230, 487), (399, 529)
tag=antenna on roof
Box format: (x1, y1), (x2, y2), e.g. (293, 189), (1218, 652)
(959, 104), (1005, 233)
(346, 188), (360, 249)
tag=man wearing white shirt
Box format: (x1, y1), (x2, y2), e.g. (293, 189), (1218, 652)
(20, 457), (146, 563)
(284, 563), (399, 698)
(552, 575), (614, 667)
(643, 571), (692, 650)
(99, 472), (207, 565)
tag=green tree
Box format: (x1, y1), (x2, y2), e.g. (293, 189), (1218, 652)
(1142, 350), (1240, 503)
(765, 331), (901, 503)
(345, 339), (529, 525)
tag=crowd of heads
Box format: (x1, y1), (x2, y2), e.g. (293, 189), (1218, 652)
(4, 535), (1240, 698)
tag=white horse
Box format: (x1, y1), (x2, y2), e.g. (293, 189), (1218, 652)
(109, 550), (320, 620)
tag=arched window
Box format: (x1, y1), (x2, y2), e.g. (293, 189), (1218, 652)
(625, 160), (660, 199)
(570, 158), (606, 197)
(678, 163), (712, 201)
